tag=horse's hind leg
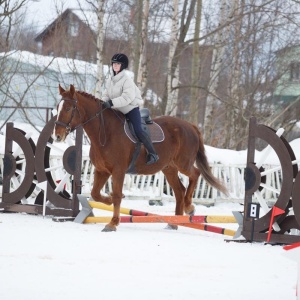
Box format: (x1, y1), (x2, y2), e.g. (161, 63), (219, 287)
(91, 169), (112, 205)
(163, 166), (186, 215)
(182, 166), (200, 216)
(162, 166), (186, 230)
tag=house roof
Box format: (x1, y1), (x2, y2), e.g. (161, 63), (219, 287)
(274, 44), (300, 56)
(71, 8), (98, 31)
(0, 50), (100, 75)
(0, 50), (139, 82)
(34, 8), (97, 42)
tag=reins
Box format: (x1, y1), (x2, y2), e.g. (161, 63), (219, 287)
(55, 92), (125, 146)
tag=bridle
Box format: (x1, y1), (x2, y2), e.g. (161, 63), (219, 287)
(55, 97), (81, 134)
(55, 92), (125, 145)
(55, 94), (111, 136)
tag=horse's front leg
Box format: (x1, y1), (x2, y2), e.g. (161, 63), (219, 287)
(91, 169), (112, 205)
(102, 172), (125, 232)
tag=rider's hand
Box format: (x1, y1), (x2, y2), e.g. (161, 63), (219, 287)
(103, 100), (113, 108)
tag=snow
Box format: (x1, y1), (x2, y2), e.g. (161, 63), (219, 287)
(1, 122), (300, 299)
(0, 50), (100, 75)
(2, 133), (294, 291)
(0, 200), (297, 300)
(0, 120), (299, 299)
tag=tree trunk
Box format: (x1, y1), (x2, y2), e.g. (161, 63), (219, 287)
(224, 0), (243, 149)
(204, 0), (231, 144)
(132, 0), (143, 81)
(137, 0), (149, 99)
(165, 0), (179, 116)
(164, 0), (197, 116)
(95, 0), (105, 98)
(189, 0), (202, 125)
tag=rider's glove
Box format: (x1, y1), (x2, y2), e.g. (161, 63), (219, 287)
(103, 100), (113, 108)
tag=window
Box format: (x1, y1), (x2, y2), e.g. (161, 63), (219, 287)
(290, 61), (300, 81)
(68, 21), (79, 37)
(36, 42), (42, 53)
(75, 52), (82, 60)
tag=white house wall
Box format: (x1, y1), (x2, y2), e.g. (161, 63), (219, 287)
(0, 51), (100, 126)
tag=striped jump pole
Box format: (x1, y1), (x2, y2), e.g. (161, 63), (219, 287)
(86, 210), (236, 224)
(84, 215), (236, 237)
(82, 200), (237, 237)
(88, 201), (237, 223)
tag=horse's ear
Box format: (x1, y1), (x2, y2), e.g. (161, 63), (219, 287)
(70, 84), (75, 97)
(59, 84), (65, 95)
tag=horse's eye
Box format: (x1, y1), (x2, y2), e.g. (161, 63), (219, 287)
(65, 106), (71, 112)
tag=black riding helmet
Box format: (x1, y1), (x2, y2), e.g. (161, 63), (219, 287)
(111, 53), (129, 72)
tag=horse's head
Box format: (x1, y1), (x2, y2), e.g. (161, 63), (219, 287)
(52, 84), (81, 142)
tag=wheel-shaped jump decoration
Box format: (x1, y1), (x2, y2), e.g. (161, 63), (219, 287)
(1, 117), (82, 217)
(35, 116), (72, 208)
(34, 115), (82, 216)
(243, 117), (300, 244)
(1, 123), (36, 208)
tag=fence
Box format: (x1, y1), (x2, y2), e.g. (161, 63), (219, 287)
(0, 152), (282, 206)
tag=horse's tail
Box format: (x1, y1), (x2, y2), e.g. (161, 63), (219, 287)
(194, 125), (228, 196)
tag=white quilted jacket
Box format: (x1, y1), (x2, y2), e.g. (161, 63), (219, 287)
(102, 68), (144, 114)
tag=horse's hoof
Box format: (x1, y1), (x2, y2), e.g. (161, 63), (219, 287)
(185, 205), (195, 216)
(165, 224), (178, 230)
(102, 225), (117, 232)
(187, 209), (195, 216)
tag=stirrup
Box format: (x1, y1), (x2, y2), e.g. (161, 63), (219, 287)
(146, 153), (159, 165)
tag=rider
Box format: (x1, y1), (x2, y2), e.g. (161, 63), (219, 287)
(102, 53), (159, 165)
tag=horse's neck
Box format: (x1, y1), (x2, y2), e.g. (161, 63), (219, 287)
(80, 103), (122, 145)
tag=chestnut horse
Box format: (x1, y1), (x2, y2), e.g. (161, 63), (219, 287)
(53, 84), (227, 231)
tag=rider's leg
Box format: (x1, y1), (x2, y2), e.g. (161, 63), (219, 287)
(126, 108), (159, 165)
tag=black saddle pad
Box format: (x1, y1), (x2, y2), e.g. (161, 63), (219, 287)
(124, 121), (165, 143)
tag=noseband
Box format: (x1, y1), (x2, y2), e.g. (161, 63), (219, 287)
(55, 97), (81, 134)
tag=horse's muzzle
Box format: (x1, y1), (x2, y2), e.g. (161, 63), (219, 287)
(51, 131), (65, 142)
(55, 135), (62, 142)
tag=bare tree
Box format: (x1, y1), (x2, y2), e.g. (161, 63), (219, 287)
(0, 0), (27, 50)
(95, 0), (105, 98)
(192, 0), (300, 149)
(189, 0), (202, 125)
(164, 0), (197, 116)
(136, 0), (149, 98)
(4, 0), (300, 151)
(165, 0), (179, 116)
(204, 0), (232, 144)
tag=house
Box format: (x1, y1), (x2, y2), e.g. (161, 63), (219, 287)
(35, 9), (97, 63)
(0, 50), (103, 127)
(34, 8), (213, 121)
(269, 45), (300, 141)
(274, 45), (300, 103)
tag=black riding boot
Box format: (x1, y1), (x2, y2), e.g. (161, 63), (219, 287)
(138, 131), (159, 165)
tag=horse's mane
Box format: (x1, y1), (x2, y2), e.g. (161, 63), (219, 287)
(76, 89), (124, 119)
(76, 90), (102, 102)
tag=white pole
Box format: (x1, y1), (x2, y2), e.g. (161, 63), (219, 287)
(37, 181), (48, 218)
(256, 128), (284, 169)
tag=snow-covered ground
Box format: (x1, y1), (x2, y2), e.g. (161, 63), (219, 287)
(1, 121), (300, 299)
(0, 200), (297, 300)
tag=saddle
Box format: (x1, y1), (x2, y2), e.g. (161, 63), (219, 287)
(124, 108), (164, 143)
(125, 108), (164, 174)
